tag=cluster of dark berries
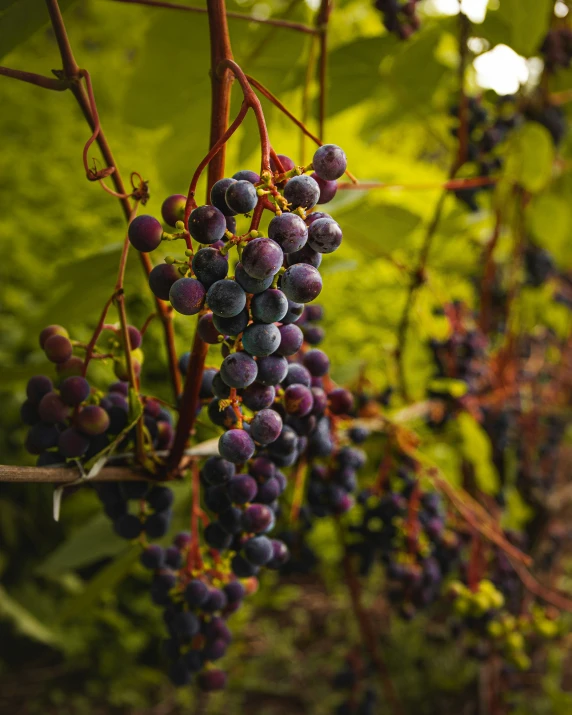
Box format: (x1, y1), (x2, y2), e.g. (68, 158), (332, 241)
(306, 442), (367, 518)
(541, 26), (572, 72)
(139, 531), (249, 691)
(374, 0), (420, 39)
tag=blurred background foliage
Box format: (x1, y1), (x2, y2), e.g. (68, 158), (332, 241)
(2, 0), (572, 713)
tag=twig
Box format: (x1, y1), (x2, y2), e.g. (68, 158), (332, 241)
(316, 0), (332, 141)
(0, 66), (69, 90)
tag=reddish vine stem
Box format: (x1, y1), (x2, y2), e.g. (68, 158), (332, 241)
(478, 211), (502, 334)
(337, 176), (496, 191)
(110, 0), (317, 34)
(0, 66), (70, 90)
(82, 294), (116, 377)
(316, 0), (332, 141)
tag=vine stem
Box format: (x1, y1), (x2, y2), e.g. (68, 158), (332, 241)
(316, 0), (332, 141)
(337, 176), (496, 191)
(0, 66), (69, 90)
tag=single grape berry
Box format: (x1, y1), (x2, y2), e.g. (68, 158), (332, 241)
(311, 172), (338, 204)
(207, 279), (247, 318)
(242, 238), (283, 281)
(284, 384), (314, 417)
(241, 503), (274, 533)
(225, 180), (258, 214)
(127, 326), (142, 350)
(210, 177), (237, 216)
(128, 215), (163, 252)
(188, 205), (227, 244)
(26, 375), (53, 404)
(197, 312), (222, 344)
(256, 355), (288, 385)
(58, 427), (90, 458)
(39, 325), (68, 349)
(44, 334), (73, 364)
(303, 349), (330, 377)
(281, 299), (304, 325)
(198, 669), (227, 692)
(286, 244), (322, 269)
(284, 175), (320, 210)
(270, 154), (295, 173)
(282, 264), (323, 303)
(202, 456), (236, 485)
(235, 262), (274, 294)
(220, 352), (258, 388)
(219, 429), (256, 463)
(38, 392), (70, 423)
(228, 474), (258, 504)
(251, 288), (288, 324)
(233, 169), (260, 184)
(192, 247), (229, 288)
(243, 535), (273, 566)
(59, 376), (90, 406)
(308, 217), (343, 254)
(328, 387), (354, 415)
(249, 409), (283, 445)
(56, 356), (85, 378)
(241, 382), (275, 411)
(277, 324), (304, 356)
(169, 277), (206, 315)
(75, 405), (110, 436)
(268, 213), (308, 253)
(212, 309), (249, 336)
(283, 363), (312, 387)
(25, 423), (59, 454)
(312, 144), (347, 181)
(161, 194), (186, 227)
(242, 323), (280, 357)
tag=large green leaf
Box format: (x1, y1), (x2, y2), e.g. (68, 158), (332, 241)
(457, 412), (499, 495)
(502, 123), (555, 194)
(0, 0), (75, 60)
(496, 0), (551, 57)
(0, 585), (61, 646)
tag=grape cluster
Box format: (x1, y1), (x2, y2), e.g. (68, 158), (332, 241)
(541, 26), (572, 72)
(374, 0), (420, 40)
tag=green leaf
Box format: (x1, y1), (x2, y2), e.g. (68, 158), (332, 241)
(457, 412), (499, 495)
(0, 0), (76, 60)
(496, 0), (551, 57)
(528, 193), (572, 268)
(502, 123), (555, 194)
(0, 584), (61, 646)
(57, 546), (141, 624)
(37, 513), (129, 577)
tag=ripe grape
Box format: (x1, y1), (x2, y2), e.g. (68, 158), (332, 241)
(281, 264), (323, 303)
(267, 539), (290, 568)
(26, 375), (53, 404)
(220, 352), (258, 388)
(58, 427), (90, 458)
(199, 368), (217, 398)
(242, 323), (280, 357)
(251, 288), (288, 323)
(185, 579), (210, 607)
(39, 324), (68, 349)
(202, 456), (236, 485)
(283, 175), (320, 210)
(284, 384), (314, 416)
(328, 387), (354, 415)
(311, 172), (337, 204)
(241, 382), (275, 411)
(277, 324), (304, 356)
(286, 244), (322, 269)
(206, 279), (247, 318)
(210, 177), (237, 216)
(25, 422), (59, 454)
(235, 262), (274, 294)
(56, 356), (85, 378)
(308, 217), (342, 254)
(59, 376), (90, 406)
(21, 400), (40, 426)
(256, 355), (288, 385)
(205, 522), (233, 550)
(267, 425), (298, 456)
(39, 392), (70, 422)
(169, 277), (206, 315)
(304, 325), (325, 345)
(303, 349), (330, 377)
(242, 238), (283, 280)
(233, 169), (259, 184)
(270, 154), (295, 173)
(312, 144), (347, 181)
(243, 535), (273, 565)
(250, 408), (283, 445)
(188, 205), (227, 244)
(192, 247), (229, 288)
(225, 180), (258, 214)
(44, 334), (73, 363)
(212, 308), (249, 336)
(144, 512), (171, 539)
(198, 669), (227, 691)
(283, 363), (312, 387)
(228, 474), (258, 504)
(149, 263), (181, 301)
(197, 312), (222, 343)
(208, 399), (238, 428)
(281, 299), (304, 325)
(161, 194), (186, 227)
(268, 213), (308, 253)
(127, 325), (142, 350)
(128, 215), (163, 252)
(218, 429), (256, 463)
(241, 503), (274, 533)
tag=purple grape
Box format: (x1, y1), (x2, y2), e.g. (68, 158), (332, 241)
(270, 154), (295, 173)
(267, 425), (298, 456)
(203, 638), (228, 661)
(311, 172), (337, 204)
(243, 535), (273, 565)
(277, 324), (304, 356)
(58, 427), (90, 458)
(161, 194), (186, 226)
(38, 392), (70, 423)
(188, 205), (227, 244)
(178, 351), (191, 375)
(268, 213), (308, 253)
(76, 405), (110, 435)
(241, 382), (275, 411)
(56, 356), (85, 379)
(242, 503), (274, 533)
(127, 325), (142, 350)
(200, 368), (218, 398)
(233, 169), (260, 183)
(313, 144), (347, 180)
(205, 521), (233, 550)
(169, 277), (206, 315)
(311, 387), (328, 415)
(305, 211), (332, 226)
(39, 324), (68, 349)
(219, 429), (256, 463)
(185, 579), (209, 607)
(283, 363), (312, 387)
(219, 506), (243, 534)
(251, 288), (288, 324)
(59, 376), (90, 406)
(305, 304), (324, 321)
(208, 398), (238, 428)
(210, 177), (237, 216)
(213, 308), (249, 336)
(115, 514), (143, 539)
(235, 262), (274, 294)
(255, 476), (281, 503)
(198, 669), (227, 691)
(280, 299), (304, 325)
(202, 456), (236, 485)
(267, 539), (290, 568)
(286, 244), (323, 269)
(308, 217), (342, 254)
(220, 352), (258, 388)
(228, 474), (258, 503)
(44, 334), (73, 364)
(148, 263), (181, 301)
(147, 486), (174, 511)
(206, 279), (246, 318)
(26, 376), (53, 404)
(348, 426), (369, 444)
(284, 384), (314, 417)
(304, 325), (325, 345)
(212, 372), (231, 399)
(144, 512), (171, 539)
(25, 422), (59, 454)
(303, 349), (330, 377)
(250, 408), (283, 445)
(256, 355), (288, 385)
(284, 175), (320, 210)
(21, 400), (40, 426)
(282, 264), (323, 303)
(223, 580), (245, 603)
(328, 388), (354, 415)
(128, 215), (163, 252)
(140, 544), (165, 569)
(192, 247), (228, 288)
(242, 323), (280, 357)
(242, 237), (284, 281)
(197, 312), (222, 344)
(225, 180), (258, 214)
(173, 610), (200, 640)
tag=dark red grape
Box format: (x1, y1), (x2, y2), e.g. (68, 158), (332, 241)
(305, 211), (332, 226)
(192, 247), (229, 288)
(284, 384), (314, 416)
(313, 144), (347, 180)
(210, 177), (237, 216)
(225, 180), (258, 214)
(58, 427), (90, 458)
(206, 279), (246, 318)
(59, 376), (90, 406)
(311, 172), (337, 204)
(188, 205), (227, 244)
(242, 323), (280, 357)
(185, 579), (210, 607)
(161, 194), (186, 227)
(233, 169), (260, 184)
(241, 382), (275, 410)
(228, 474), (258, 503)
(242, 238), (284, 281)
(277, 324), (304, 356)
(220, 352), (258, 388)
(198, 312), (222, 343)
(282, 264), (323, 303)
(281, 299), (304, 325)
(169, 277), (206, 315)
(39, 324), (68, 349)
(56, 356), (84, 378)
(198, 669), (227, 691)
(109, 381), (129, 396)
(305, 304), (324, 321)
(250, 288), (288, 324)
(202, 456), (236, 485)
(304, 325), (325, 345)
(268, 213), (308, 253)
(243, 535), (273, 565)
(127, 325), (142, 350)
(218, 429), (255, 463)
(213, 308), (249, 336)
(283, 363), (312, 387)
(242, 503), (274, 533)
(286, 244), (322, 269)
(250, 408), (283, 444)
(44, 334), (73, 364)
(328, 387), (354, 415)
(208, 398), (238, 428)
(21, 400), (40, 426)
(284, 175), (320, 210)
(200, 368), (217, 399)
(128, 215), (163, 252)
(25, 422), (59, 454)
(26, 375), (53, 404)
(38, 392), (70, 423)
(303, 349), (330, 376)
(270, 154), (295, 173)
(256, 355), (288, 385)
(308, 217), (342, 254)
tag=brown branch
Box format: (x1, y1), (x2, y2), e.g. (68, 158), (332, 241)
(110, 0), (317, 34)
(336, 176), (496, 192)
(0, 464), (149, 483)
(0, 66), (69, 90)
(316, 0), (331, 141)
(478, 210), (502, 334)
